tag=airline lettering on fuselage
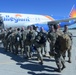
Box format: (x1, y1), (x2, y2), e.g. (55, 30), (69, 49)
(2, 15), (30, 23)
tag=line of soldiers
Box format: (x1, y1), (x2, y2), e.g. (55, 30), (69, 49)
(0, 24), (72, 72)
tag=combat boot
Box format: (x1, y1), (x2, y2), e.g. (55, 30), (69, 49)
(39, 60), (43, 65)
(63, 56), (65, 60)
(68, 58), (71, 63)
(61, 64), (66, 70)
(54, 68), (61, 72)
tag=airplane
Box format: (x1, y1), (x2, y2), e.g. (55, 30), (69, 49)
(0, 4), (76, 30)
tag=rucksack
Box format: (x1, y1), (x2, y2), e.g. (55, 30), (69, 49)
(26, 31), (32, 41)
(39, 33), (47, 44)
(57, 34), (71, 52)
(15, 33), (21, 42)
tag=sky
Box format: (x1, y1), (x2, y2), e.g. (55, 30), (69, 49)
(0, 0), (76, 17)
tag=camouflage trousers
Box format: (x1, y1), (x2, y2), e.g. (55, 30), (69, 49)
(36, 44), (45, 63)
(54, 52), (65, 69)
(62, 45), (72, 62)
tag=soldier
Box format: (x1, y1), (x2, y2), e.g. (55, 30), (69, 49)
(3, 29), (8, 51)
(24, 26), (36, 59)
(63, 25), (72, 63)
(34, 26), (40, 36)
(48, 25), (56, 56)
(52, 24), (66, 72)
(7, 31), (15, 53)
(35, 28), (47, 65)
(0, 29), (6, 48)
(4, 27), (13, 51)
(22, 27), (30, 57)
(39, 27), (47, 56)
(14, 28), (22, 55)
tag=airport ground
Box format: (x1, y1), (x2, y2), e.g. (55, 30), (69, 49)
(0, 30), (76, 75)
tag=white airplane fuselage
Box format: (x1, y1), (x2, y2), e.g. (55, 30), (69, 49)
(0, 8), (76, 30)
(0, 13), (53, 28)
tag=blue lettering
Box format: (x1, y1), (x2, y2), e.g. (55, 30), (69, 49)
(14, 18), (18, 23)
(26, 17), (30, 21)
(2, 15), (30, 23)
(10, 17), (14, 21)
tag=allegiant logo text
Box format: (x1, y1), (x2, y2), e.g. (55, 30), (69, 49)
(3, 15), (30, 23)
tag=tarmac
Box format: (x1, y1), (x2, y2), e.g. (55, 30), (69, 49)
(0, 30), (76, 75)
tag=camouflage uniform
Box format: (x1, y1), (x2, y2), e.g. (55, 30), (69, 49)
(48, 30), (57, 56)
(23, 29), (30, 58)
(35, 31), (47, 65)
(8, 32), (16, 53)
(4, 29), (13, 51)
(14, 28), (22, 55)
(0, 30), (6, 48)
(24, 29), (36, 59)
(54, 30), (65, 72)
(39, 27), (47, 56)
(63, 30), (72, 63)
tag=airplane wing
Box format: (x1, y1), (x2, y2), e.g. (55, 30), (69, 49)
(48, 4), (76, 26)
(48, 17), (76, 25)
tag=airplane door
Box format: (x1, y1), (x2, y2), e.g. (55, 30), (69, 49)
(0, 15), (4, 29)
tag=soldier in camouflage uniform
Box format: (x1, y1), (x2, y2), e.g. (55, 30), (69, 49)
(39, 27), (47, 56)
(0, 29), (6, 49)
(8, 31), (16, 53)
(52, 24), (66, 72)
(63, 25), (72, 63)
(35, 28), (47, 65)
(14, 28), (22, 55)
(48, 25), (56, 56)
(4, 27), (13, 51)
(22, 27), (30, 57)
(24, 26), (36, 59)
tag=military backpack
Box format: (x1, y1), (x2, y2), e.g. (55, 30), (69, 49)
(57, 34), (71, 52)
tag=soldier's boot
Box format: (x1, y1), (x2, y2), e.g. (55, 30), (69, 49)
(54, 67), (61, 72)
(61, 63), (66, 70)
(12, 49), (14, 53)
(54, 63), (61, 72)
(26, 53), (31, 59)
(63, 56), (65, 60)
(5, 46), (8, 52)
(68, 57), (71, 63)
(15, 49), (18, 55)
(39, 59), (43, 65)
(36, 57), (40, 61)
